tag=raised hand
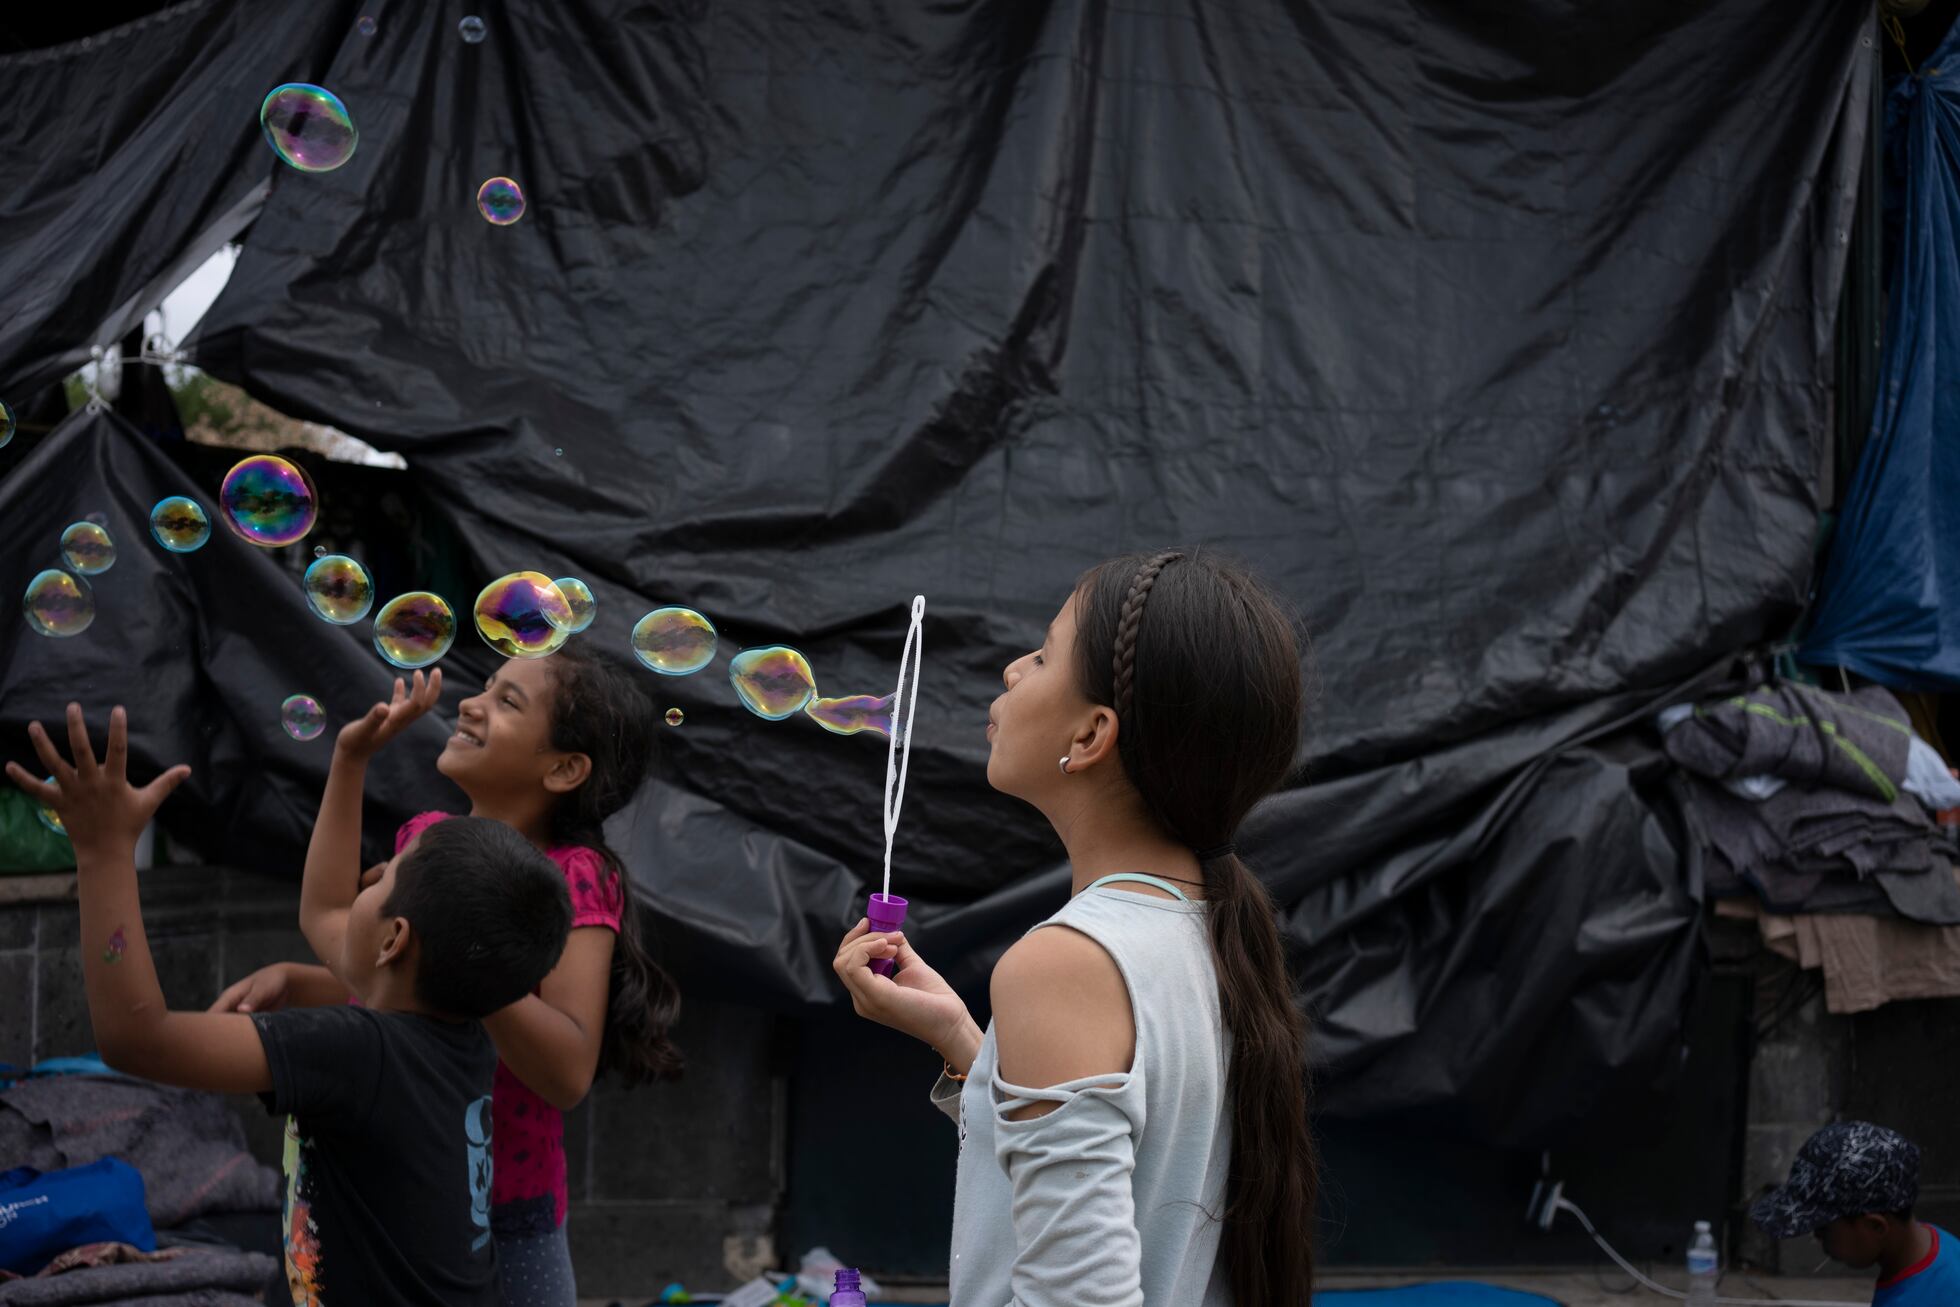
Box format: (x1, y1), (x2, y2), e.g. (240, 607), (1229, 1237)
(335, 668), (443, 760)
(5, 705), (189, 854)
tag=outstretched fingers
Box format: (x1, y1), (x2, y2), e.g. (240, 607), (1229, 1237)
(64, 703), (98, 777)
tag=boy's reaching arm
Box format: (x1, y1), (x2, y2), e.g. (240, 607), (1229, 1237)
(7, 706), (270, 1093)
(300, 670), (441, 976)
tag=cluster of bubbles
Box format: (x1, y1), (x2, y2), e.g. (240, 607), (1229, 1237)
(259, 84), (358, 173)
(281, 694), (326, 741)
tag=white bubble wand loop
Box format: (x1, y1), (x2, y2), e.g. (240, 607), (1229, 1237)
(867, 595), (925, 976)
(881, 594), (926, 901)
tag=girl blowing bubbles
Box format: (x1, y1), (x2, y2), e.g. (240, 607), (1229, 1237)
(216, 643), (681, 1307)
(835, 549), (1320, 1307)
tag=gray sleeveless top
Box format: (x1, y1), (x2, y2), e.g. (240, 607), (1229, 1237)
(931, 879), (1234, 1306)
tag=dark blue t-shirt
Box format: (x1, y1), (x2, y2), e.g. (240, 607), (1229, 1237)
(1876, 1224), (1958, 1306)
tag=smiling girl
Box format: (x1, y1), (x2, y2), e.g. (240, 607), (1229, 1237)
(215, 643), (681, 1307)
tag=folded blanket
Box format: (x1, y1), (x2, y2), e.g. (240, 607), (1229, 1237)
(1664, 683), (1913, 800)
(0, 1247), (275, 1305)
(0, 1078), (278, 1228)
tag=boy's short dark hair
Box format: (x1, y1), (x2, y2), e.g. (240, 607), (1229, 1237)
(383, 816), (572, 1019)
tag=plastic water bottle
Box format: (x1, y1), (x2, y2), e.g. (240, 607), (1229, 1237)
(1686, 1220), (1719, 1306)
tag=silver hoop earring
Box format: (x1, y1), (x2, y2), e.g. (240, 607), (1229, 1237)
(1058, 756), (1071, 775)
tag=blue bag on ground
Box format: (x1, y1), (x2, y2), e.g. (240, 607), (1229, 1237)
(0, 1157), (155, 1275)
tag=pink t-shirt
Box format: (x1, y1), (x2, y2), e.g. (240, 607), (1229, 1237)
(394, 811), (624, 1228)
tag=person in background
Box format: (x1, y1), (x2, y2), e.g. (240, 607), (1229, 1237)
(1751, 1121), (1958, 1305)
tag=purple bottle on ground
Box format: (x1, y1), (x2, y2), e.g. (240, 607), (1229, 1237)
(832, 1267), (868, 1307)
(867, 892), (908, 977)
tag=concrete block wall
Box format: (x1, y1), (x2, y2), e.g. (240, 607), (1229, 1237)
(0, 865), (785, 1296)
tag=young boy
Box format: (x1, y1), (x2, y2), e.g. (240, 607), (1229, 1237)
(6, 676), (573, 1307)
(1751, 1121), (1958, 1304)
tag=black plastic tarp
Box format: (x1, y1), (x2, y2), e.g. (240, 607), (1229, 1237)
(0, 0), (1871, 1143)
(1801, 16), (1960, 690)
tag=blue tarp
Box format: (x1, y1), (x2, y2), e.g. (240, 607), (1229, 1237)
(1802, 20), (1960, 689)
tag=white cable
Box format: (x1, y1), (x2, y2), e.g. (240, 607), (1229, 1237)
(1553, 1197), (1864, 1307)
(880, 594), (926, 900)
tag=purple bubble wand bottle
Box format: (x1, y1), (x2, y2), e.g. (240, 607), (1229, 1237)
(831, 1267), (868, 1307)
(867, 595), (925, 976)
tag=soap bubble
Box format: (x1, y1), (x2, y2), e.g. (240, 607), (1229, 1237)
(729, 646), (818, 720)
(0, 398), (14, 449)
(259, 83), (358, 173)
(356, 15), (376, 35)
(281, 694), (326, 741)
(475, 572), (573, 658)
(60, 522), (115, 575)
(220, 454), (317, 547)
(550, 578), (597, 633)
(631, 607), (717, 676)
(305, 554), (375, 625)
(476, 177), (525, 225)
(664, 708), (684, 727)
(36, 779), (65, 837)
(459, 14), (486, 42)
(23, 569), (94, 638)
(149, 496), (211, 553)
(314, 545), (327, 558)
(806, 692), (895, 739)
(374, 592), (457, 669)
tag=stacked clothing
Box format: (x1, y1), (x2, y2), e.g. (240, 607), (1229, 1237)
(1661, 682), (1960, 925)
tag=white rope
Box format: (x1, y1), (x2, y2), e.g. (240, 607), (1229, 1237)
(881, 594), (926, 900)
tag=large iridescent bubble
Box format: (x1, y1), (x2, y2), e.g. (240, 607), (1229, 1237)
(631, 607), (717, 676)
(474, 572), (573, 658)
(259, 83), (358, 173)
(549, 578), (597, 633)
(476, 177), (525, 225)
(805, 692), (895, 739)
(374, 592), (457, 669)
(60, 522), (115, 575)
(281, 694), (326, 741)
(729, 646), (818, 720)
(149, 497), (211, 552)
(220, 454), (317, 547)
(23, 570), (94, 638)
(305, 555), (375, 624)
(0, 398), (14, 449)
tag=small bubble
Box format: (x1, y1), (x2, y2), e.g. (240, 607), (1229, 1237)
(314, 544), (327, 557)
(259, 83), (358, 173)
(554, 447), (563, 457)
(476, 176), (526, 226)
(281, 694), (326, 741)
(36, 778), (66, 836)
(459, 14), (486, 42)
(551, 578), (598, 633)
(149, 497), (211, 553)
(665, 708), (684, 727)
(357, 15), (376, 36)
(61, 521), (116, 575)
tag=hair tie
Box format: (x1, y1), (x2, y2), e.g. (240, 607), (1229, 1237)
(1196, 843), (1237, 862)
